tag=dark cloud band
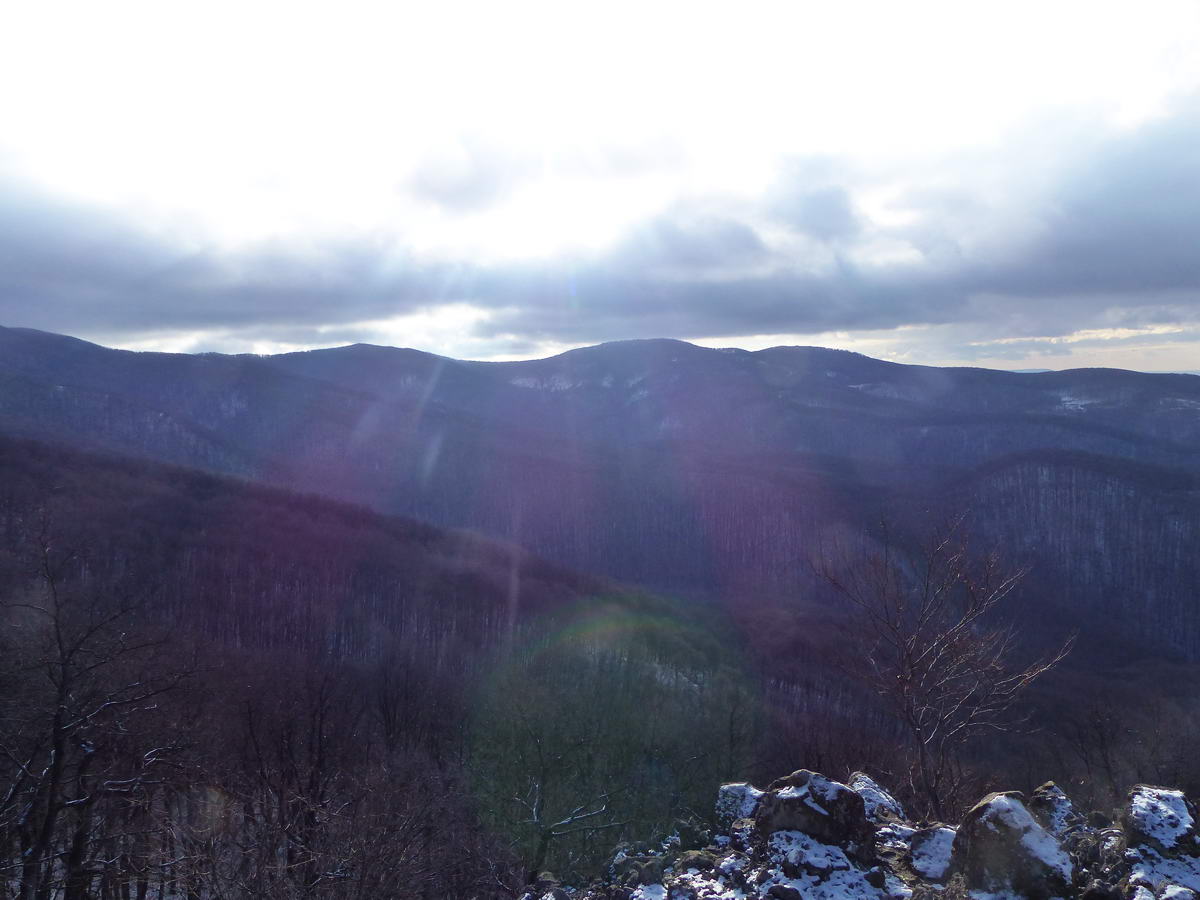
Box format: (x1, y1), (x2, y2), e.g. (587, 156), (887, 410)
(2, 99), (1200, 355)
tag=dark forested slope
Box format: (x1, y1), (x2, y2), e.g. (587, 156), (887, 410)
(0, 433), (619, 659)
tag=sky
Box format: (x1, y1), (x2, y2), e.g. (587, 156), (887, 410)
(2, 1), (1200, 371)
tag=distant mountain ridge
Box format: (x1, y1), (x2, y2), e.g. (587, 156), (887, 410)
(1, 325), (1197, 661)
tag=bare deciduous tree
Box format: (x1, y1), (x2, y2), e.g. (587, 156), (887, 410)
(816, 518), (1073, 820)
(511, 733), (628, 884)
(1, 531), (187, 900)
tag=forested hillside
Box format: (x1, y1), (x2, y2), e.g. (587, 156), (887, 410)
(0, 434), (617, 656)
(0, 435), (779, 896)
(2, 433), (1200, 887)
(2, 327), (1196, 661)
(4, 434), (1200, 897)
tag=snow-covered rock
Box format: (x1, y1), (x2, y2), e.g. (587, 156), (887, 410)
(1122, 786), (1200, 894)
(567, 771), (1200, 900)
(717, 782), (765, 828)
(1029, 781), (1083, 837)
(1125, 786), (1198, 855)
(755, 770), (873, 852)
(760, 830), (887, 900)
(874, 822), (916, 853)
(848, 773), (905, 823)
(909, 825), (955, 881)
(953, 791), (1072, 899)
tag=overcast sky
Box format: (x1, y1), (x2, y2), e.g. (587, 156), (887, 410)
(3, 0), (1200, 370)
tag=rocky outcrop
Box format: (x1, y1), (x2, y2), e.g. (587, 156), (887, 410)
(527, 772), (1200, 900)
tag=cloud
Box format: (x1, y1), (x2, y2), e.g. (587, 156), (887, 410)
(0, 180), (444, 334)
(3, 96), (1200, 366)
(773, 186), (861, 242)
(610, 214), (770, 270)
(407, 136), (532, 212)
(994, 111), (1200, 297)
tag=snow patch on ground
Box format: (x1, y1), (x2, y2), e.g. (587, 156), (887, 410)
(509, 374), (582, 391)
(631, 885), (667, 900)
(1129, 848), (1200, 892)
(1159, 397), (1200, 410)
(763, 830), (887, 900)
(848, 382), (905, 400)
(1057, 390), (1099, 410)
(717, 853), (748, 877)
(876, 823), (916, 851)
(666, 869), (745, 898)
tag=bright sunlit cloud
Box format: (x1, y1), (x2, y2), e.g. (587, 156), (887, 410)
(3, 0), (1200, 368)
(5, 0), (1197, 250)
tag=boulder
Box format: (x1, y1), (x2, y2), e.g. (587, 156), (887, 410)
(610, 850), (664, 888)
(670, 817), (708, 851)
(674, 850), (715, 872)
(952, 791), (1072, 899)
(909, 825), (956, 881)
(848, 772), (906, 822)
(632, 858), (664, 887)
(1123, 786), (1200, 857)
(1120, 786), (1200, 893)
(716, 782), (764, 829)
(727, 817), (756, 853)
(754, 770), (873, 850)
(1030, 781), (1084, 837)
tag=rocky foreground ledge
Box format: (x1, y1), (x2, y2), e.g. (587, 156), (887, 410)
(522, 770), (1200, 900)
